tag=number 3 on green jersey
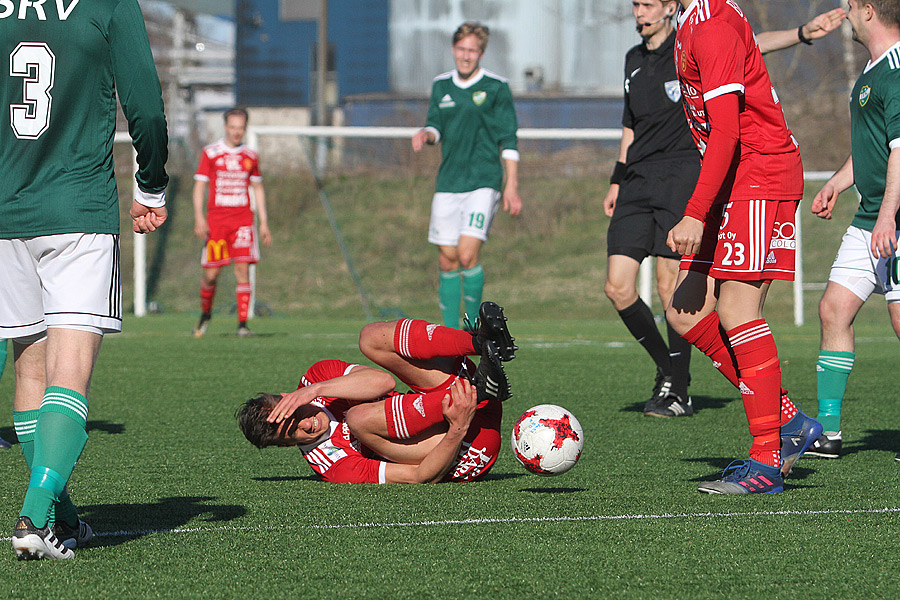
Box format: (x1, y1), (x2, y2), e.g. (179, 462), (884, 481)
(9, 42), (55, 139)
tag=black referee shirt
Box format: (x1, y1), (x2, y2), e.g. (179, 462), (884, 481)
(622, 29), (699, 166)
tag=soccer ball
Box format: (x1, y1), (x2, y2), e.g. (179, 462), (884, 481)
(511, 404), (584, 475)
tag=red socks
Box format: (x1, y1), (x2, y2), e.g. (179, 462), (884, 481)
(682, 311), (739, 387)
(393, 319), (476, 360)
(200, 284), (216, 314)
(236, 283), (251, 323)
(727, 320), (781, 467)
(385, 390), (448, 439)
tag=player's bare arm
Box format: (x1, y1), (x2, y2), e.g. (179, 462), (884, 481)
(812, 155), (854, 220)
(252, 180), (272, 246)
(267, 365), (396, 424)
(130, 200), (168, 234)
(383, 378), (477, 483)
(604, 127), (634, 217)
(503, 158), (523, 216)
(411, 129), (436, 152)
(667, 215), (704, 256)
(871, 148), (900, 258)
(756, 8), (846, 54)
(192, 179), (209, 238)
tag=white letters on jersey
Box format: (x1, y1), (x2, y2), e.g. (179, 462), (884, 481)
(0, 0), (79, 20)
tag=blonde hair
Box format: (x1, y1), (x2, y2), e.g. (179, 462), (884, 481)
(453, 21), (490, 52)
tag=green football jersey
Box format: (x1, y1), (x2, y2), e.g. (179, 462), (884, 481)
(0, 0), (168, 238)
(424, 69), (518, 193)
(849, 42), (900, 231)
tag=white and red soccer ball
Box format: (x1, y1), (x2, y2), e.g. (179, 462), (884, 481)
(511, 404), (583, 475)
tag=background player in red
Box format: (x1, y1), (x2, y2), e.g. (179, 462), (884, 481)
(193, 107), (272, 337)
(664, 0), (822, 494)
(237, 302), (517, 483)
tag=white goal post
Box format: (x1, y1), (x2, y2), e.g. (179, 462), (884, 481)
(122, 126), (826, 325)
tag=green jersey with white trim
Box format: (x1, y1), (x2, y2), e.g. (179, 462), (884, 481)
(424, 69), (518, 193)
(849, 42), (900, 232)
(0, 0), (168, 238)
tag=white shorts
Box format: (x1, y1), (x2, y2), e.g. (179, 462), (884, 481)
(428, 188), (501, 246)
(828, 225), (900, 302)
(0, 234), (122, 340)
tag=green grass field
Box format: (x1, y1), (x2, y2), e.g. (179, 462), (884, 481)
(1, 313), (899, 598)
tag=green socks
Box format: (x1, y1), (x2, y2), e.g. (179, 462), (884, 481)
(461, 264), (485, 323)
(816, 351), (855, 433)
(20, 387), (88, 528)
(439, 269), (462, 326)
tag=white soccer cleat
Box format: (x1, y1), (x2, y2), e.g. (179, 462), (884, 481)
(13, 516), (75, 560)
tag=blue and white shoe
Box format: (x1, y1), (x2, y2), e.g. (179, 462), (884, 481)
(780, 407), (823, 476)
(0, 436), (10, 449)
(698, 459), (784, 494)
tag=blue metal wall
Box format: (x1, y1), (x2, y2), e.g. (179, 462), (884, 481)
(236, 0), (390, 106)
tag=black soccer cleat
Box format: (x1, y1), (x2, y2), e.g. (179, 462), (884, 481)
(471, 340), (512, 403)
(465, 301), (517, 362)
(643, 373), (674, 414)
(53, 518), (94, 550)
(805, 432), (842, 459)
(13, 516), (74, 560)
(645, 392), (693, 418)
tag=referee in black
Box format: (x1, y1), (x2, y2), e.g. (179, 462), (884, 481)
(602, 1), (846, 418)
(603, 0), (694, 418)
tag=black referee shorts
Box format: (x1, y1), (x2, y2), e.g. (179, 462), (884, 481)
(606, 156), (701, 261)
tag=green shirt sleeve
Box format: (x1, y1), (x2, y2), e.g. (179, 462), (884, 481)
(492, 81), (518, 153)
(424, 80), (443, 142)
(109, 0), (169, 195)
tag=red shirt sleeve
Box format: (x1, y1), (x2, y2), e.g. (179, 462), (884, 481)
(299, 360), (355, 388)
(194, 149), (212, 180)
(684, 92), (741, 220)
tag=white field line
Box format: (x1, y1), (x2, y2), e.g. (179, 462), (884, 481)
(4, 507), (899, 541)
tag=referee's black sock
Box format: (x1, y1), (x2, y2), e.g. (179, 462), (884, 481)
(667, 321), (692, 399)
(617, 298), (671, 376)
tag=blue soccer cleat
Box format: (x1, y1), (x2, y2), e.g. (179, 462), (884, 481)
(698, 459), (784, 494)
(780, 406), (823, 476)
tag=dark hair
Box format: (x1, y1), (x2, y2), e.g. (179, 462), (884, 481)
(453, 21), (490, 51)
(236, 393), (281, 448)
(871, 0), (900, 28)
(224, 107), (249, 123)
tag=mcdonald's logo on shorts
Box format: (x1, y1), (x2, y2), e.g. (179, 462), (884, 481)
(206, 238), (230, 263)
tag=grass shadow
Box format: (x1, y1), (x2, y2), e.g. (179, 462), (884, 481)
(620, 394), (734, 414)
(78, 496), (247, 549)
(519, 487), (588, 494)
(252, 475), (320, 482)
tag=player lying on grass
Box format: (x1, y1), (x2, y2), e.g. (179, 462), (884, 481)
(237, 302), (517, 483)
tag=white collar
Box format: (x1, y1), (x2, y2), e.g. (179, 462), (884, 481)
(453, 68), (484, 89)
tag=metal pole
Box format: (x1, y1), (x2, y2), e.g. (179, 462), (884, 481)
(316, 0), (328, 172)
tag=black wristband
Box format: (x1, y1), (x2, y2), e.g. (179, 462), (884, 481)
(610, 161), (627, 185)
(798, 25), (813, 45)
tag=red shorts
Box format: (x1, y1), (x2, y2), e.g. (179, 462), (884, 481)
(443, 397), (502, 482)
(681, 199), (798, 281)
(201, 218), (260, 268)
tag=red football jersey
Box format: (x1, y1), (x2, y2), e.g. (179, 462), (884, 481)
(675, 0), (802, 203)
(194, 140), (262, 222)
(295, 360), (388, 484)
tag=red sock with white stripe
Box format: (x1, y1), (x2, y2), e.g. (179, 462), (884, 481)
(384, 390), (448, 439)
(681, 311), (739, 387)
(727, 319), (782, 468)
(393, 319), (477, 360)
(201, 284), (216, 314)
(236, 283), (251, 323)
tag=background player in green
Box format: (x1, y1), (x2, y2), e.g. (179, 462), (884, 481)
(0, 0), (169, 559)
(412, 21), (523, 326)
(810, 0), (900, 460)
